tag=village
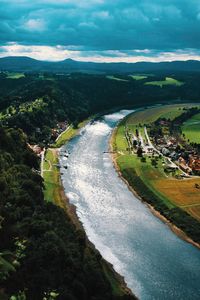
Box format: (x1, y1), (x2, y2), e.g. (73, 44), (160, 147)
(28, 121), (69, 159)
(126, 117), (200, 178)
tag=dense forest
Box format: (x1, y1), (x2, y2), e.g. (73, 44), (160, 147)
(1, 71), (200, 144)
(1, 70), (200, 299)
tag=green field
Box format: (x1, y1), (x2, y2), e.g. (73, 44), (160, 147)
(6, 72), (25, 79)
(126, 104), (193, 127)
(129, 75), (148, 80)
(43, 149), (60, 203)
(182, 113), (200, 143)
(145, 77), (184, 88)
(54, 119), (90, 148)
(106, 75), (128, 82)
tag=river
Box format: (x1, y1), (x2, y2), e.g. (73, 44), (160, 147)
(60, 110), (200, 300)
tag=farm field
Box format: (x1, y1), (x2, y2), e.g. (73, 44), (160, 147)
(6, 72), (25, 79)
(114, 104), (200, 221)
(126, 104), (195, 127)
(145, 77), (184, 87)
(106, 75), (128, 82)
(129, 75), (148, 80)
(154, 178), (200, 221)
(182, 112), (200, 143)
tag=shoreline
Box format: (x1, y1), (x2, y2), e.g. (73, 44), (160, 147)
(57, 150), (135, 298)
(44, 122), (135, 298)
(58, 174), (134, 297)
(110, 128), (200, 251)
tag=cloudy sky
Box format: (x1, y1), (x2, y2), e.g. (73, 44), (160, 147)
(0, 0), (200, 62)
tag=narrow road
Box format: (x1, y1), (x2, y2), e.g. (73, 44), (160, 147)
(55, 125), (71, 142)
(40, 148), (45, 177)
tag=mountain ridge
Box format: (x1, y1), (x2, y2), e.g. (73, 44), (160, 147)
(1, 56), (200, 73)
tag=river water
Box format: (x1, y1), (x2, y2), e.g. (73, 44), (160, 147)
(60, 110), (200, 300)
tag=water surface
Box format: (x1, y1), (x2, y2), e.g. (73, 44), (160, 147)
(60, 110), (200, 300)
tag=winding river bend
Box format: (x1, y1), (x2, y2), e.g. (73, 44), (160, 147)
(60, 110), (200, 300)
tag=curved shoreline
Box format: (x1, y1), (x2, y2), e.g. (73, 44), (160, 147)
(110, 128), (200, 251)
(50, 145), (136, 298)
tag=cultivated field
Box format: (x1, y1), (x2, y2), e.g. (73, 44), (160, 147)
(154, 178), (200, 221)
(145, 77), (184, 88)
(106, 75), (128, 82)
(129, 75), (148, 80)
(6, 72), (25, 79)
(126, 104), (192, 126)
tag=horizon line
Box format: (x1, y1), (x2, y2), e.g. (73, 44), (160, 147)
(0, 55), (200, 64)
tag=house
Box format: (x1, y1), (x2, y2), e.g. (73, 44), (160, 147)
(169, 151), (179, 160)
(162, 147), (170, 156)
(28, 144), (43, 156)
(159, 120), (170, 126)
(179, 157), (192, 174)
(189, 156), (200, 172)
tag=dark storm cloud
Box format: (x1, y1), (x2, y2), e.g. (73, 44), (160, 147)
(0, 0), (200, 51)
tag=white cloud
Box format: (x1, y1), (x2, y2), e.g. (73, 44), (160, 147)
(25, 19), (46, 31)
(0, 43), (200, 63)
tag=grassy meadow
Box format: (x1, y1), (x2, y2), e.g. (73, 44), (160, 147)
(43, 149), (61, 204)
(145, 77), (184, 88)
(182, 113), (200, 143)
(6, 72), (25, 79)
(106, 75), (129, 82)
(129, 75), (148, 80)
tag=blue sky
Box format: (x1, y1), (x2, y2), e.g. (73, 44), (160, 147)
(0, 0), (200, 62)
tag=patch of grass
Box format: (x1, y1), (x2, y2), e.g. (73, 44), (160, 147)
(106, 75), (128, 82)
(6, 72), (25, 79)
(115, 123), (128, 152)
(182, 113), (200, 143)
(145, 77), (184, 88)
(43, 149), (60, 203)
(129, 75), (148, 80)
(117, 154), (174, 208)
(54, 119), (89, 148)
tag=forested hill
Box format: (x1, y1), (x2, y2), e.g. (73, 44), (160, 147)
(0, 127), (134, 299)
(1, 71), (200, 144)
(1, 56), (200, 73)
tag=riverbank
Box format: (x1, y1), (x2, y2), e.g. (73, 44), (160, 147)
(110, 115), (200, 250)
(43, 121), (136, 299)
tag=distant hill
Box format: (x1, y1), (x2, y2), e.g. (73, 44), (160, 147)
(1, 56), (200, 73)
